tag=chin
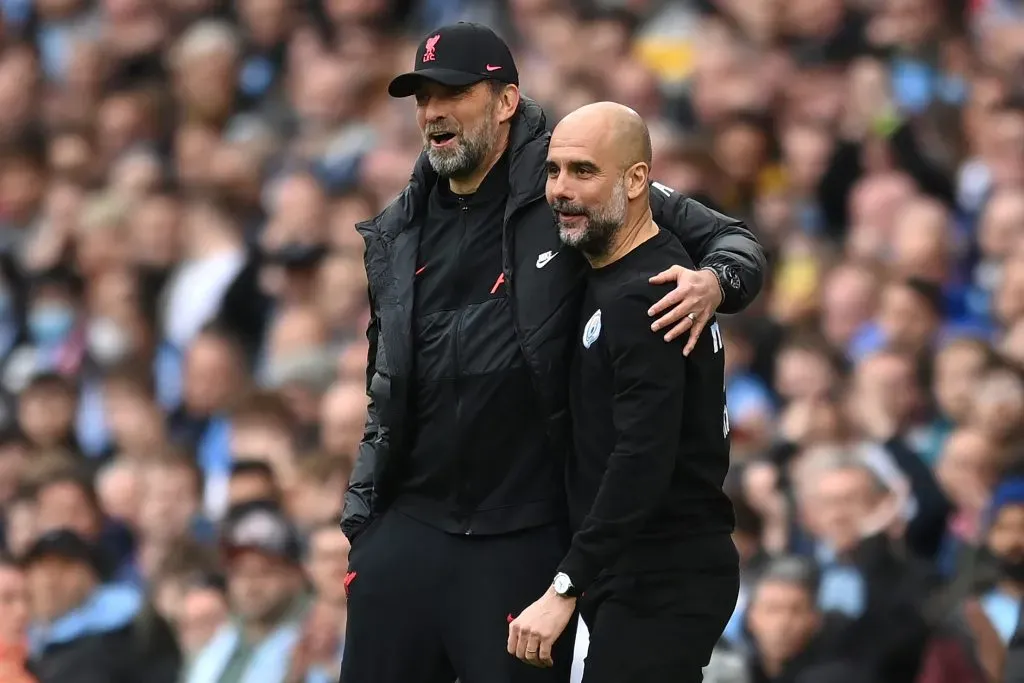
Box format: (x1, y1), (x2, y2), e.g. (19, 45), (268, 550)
(430, 142), (461, 159)
(558, 224), (587, 247)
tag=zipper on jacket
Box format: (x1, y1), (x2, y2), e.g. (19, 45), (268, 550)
(455, 196), (472, 534)
(500, 210), (566, 468)
(454, 306), (472, 534)
(502, 206), (539, 424)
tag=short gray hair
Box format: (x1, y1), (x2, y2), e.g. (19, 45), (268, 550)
(793, 443), (889, 502)
(172, 20), (241, 68)
(751, 555), (820, 601)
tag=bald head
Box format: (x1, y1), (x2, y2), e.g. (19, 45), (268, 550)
(555, 102), (652, 169)
(546, 102), (655, 260)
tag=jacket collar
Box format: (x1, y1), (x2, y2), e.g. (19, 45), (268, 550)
(433, 151), (510, 208)
(372, 96), (549, 240)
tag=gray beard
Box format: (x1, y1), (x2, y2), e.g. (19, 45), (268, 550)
(426, 140), (483, 178)
(556, 182), (628, 259)
(424, 110), (497, 180)
(558, 217), (618, 258)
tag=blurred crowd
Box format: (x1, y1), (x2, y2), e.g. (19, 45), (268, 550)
(0, 0), (1023, 682)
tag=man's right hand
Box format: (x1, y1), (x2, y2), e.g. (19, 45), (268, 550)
(648, 265), (723, 355)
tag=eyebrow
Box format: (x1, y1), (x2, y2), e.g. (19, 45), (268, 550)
(547, 159), (601, 174)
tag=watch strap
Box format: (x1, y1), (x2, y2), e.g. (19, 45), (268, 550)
(701, 265), (727, 309)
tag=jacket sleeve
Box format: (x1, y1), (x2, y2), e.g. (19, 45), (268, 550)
(648, 182), (767, 314)
(340, 290), (381, 543)
(883, 436), (952, 562)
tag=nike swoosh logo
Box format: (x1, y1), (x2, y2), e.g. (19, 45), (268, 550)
(486, 64), (503, 72)
(536, 251), (558, 268)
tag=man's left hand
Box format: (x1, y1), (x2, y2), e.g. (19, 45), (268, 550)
(507, 587), (576, 668)
(648, 266), (723, 355)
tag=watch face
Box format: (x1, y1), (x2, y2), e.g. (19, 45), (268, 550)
(553, 574), (572, 594)
(722, 265), (741, 290)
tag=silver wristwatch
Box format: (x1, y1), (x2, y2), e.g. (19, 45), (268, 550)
(552, 572), (578, 598)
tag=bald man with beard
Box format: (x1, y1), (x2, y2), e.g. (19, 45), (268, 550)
(508, 103), (739, 681)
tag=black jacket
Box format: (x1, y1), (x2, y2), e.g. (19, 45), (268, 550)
(28, 595), (180, 683)
(341, 97), (766, 542)
(842, 534), (937, 683)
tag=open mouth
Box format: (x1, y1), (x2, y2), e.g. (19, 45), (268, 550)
(429, 132), (457, 147)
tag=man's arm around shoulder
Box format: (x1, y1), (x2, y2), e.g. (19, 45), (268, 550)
(648, 182), (766, 314)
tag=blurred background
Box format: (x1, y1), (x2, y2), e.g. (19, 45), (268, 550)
(1, 0), (1024, 681)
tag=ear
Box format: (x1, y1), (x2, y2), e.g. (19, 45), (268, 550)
(497, 84), (520, 124)
(625, 162), (649, 201)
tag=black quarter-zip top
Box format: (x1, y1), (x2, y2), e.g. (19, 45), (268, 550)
(394, 152), (550, 535)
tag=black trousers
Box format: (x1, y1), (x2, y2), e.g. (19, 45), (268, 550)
(578, 564), (739, 683)
(340, 510), (577, 683)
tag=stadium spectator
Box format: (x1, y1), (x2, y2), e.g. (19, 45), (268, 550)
(177, 575), (230, 660)
(183, 501), (310, 683)
(0, 554), (34, 683)
(228, 459), (281, 509)
(741, 556), (863, 682)
(22, 529), (180, 683)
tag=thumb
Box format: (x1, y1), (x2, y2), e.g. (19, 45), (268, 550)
(649, 267), (678, 284)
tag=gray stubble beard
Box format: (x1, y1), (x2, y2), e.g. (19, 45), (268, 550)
(556, 181), (629, 259)
(424, 101), (499, 180)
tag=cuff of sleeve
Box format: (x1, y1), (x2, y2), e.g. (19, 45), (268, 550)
(700, 261), (746, 313)
(556, 551), (599, 595)
(700, 266), (727, 310)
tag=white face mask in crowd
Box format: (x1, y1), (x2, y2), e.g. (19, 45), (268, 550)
(87, 317), (133, 365)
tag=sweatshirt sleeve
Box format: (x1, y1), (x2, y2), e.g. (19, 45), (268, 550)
(648, 184), (767, 314)
(556, 289), (688, 592)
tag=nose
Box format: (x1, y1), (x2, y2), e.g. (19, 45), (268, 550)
(421, 96), (447, 124)
(547, 169), (572, 203)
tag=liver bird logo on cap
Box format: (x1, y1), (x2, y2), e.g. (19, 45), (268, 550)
(423, 34), (440, 62)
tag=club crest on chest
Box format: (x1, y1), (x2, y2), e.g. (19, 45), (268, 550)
(582, 309), (602, 349)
